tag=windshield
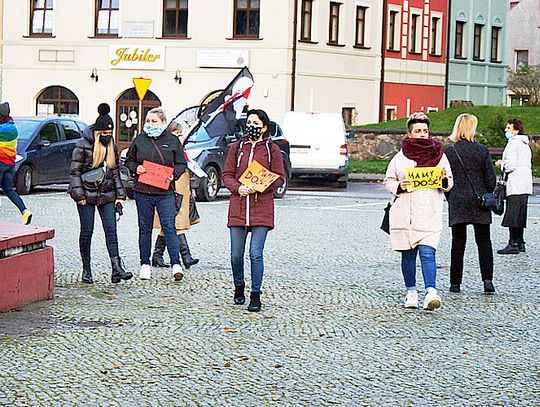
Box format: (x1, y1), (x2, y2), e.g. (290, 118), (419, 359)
(13, 120), (41, 141)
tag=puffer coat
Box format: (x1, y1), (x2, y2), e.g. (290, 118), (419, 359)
(69, 125), (126, 206)
(223, 137), (285, 229)
(501, 135), (533, 196)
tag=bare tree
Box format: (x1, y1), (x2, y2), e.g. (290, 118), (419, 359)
(507, 65), (540, 106)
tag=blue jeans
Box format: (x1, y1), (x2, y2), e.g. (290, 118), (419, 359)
(77, 202), (119, 258)
(0, 163), (27, 214)
(230, 226), (270, 293)
(400, 245), (437, 290)
(134, 192), (179, 266)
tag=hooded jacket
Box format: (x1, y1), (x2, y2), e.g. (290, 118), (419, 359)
(69, 125), (126, 205)
(223, 137), (285, 229)
(501, 134), (533, 196)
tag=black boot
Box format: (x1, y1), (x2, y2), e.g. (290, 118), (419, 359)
(483, 280), (496, 294)
(178, 234), (199, 269)
(234, 284), (245, 305)
(518, 241), (526, 252)
(497, 240), (520, 255)
(449, 284), (461, 293)
(247, 292), (262, 312)
(111, 256), (133, 283)
(151, 235), (170, 267)
(81, 254), (93, 284)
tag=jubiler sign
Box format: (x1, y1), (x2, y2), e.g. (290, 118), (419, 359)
(109, 45), (165, 70)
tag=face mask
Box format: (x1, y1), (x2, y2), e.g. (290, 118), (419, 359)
(100, 136), (112, 146)
(144, 123), (166, 138)
(505, 131), (513, 140)
(245, 125), (262, 140)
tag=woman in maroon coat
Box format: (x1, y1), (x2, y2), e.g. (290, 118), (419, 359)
(223, 109), (285, 312)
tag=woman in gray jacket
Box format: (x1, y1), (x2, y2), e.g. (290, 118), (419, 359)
(495, 118), (533, 254)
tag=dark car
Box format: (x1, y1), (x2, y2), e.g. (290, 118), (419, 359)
(13, 117), (87, 194)
(186, 120), (292, 201)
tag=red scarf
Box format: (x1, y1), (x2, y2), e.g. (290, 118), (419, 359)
(402, 137), (443, 167)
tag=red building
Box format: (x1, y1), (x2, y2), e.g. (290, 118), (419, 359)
(380, 0), (448, 121)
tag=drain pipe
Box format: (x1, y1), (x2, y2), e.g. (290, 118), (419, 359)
(444, 0), (452, 108)
(291, 0), (299, 111)
(379, 0), (388, 122)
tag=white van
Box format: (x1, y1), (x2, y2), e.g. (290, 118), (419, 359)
(281, 111), (348, 187)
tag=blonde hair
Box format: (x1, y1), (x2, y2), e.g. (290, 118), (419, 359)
(167, 121), (183, 134)
(452, 114), (478, 142)
(147, 107), (167, 123)
(92, 131), (116, 168)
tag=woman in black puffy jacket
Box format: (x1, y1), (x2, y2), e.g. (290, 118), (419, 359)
(69, 103), (132, 284)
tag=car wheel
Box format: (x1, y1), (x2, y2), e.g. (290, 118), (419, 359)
(196, 166), (220, 201)
(337, 180), (347, 189)
(16, 165), (33, 195)
(274, 174), (288, 199)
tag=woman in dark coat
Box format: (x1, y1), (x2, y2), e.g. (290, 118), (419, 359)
(445, 114), (496, 294)
(69, 103), (132, 284)
(222, 109), (285, 312)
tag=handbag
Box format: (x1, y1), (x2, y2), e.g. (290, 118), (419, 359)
(189, 194), (201, 225)
(491, 174), (507, 216)
(81, 164), (106, 191)
(380, 202), (391, 234)
(452, 146), (499, 213)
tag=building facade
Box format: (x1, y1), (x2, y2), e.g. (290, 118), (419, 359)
(380, 0), (448, 120)
(508, 0), (540, 70)
(446, 0), (508, 107)
(1, 0), (382, 148)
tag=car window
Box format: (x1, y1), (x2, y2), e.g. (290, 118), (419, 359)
(61, 120), (82, 140)
(75, 121), (87, 132)
(39, 122), (61, 143)
(186, 126), (212, 143)
(13, 120), (41, 141)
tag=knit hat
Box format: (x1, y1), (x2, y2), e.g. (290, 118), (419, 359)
(0, 102), (10, 117)
(94, 103), (114, 131)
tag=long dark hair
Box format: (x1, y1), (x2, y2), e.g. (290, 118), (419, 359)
(246, 109), (270, 138)
(507, 118), (525, 135)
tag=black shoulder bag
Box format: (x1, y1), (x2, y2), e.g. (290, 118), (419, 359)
(452, 145), (501, 213)
(81, 147), (107, 191)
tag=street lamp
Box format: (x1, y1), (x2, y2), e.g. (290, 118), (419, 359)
(90, 67), (98, 82)
(174, 69), (182, 84)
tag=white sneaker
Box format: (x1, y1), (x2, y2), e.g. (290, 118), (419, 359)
(404, 291), (418, 308)
(423, 289), (442, 310)
(139, 264), (152, 280)
(172, 264), (184, 281)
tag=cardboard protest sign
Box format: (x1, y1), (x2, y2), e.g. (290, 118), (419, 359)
(138, 160), (174, 190)
(239, 160), (280, 193)
(405, 167), (442, 192)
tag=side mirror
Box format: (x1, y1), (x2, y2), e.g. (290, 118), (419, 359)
(38, 139), (51, 148)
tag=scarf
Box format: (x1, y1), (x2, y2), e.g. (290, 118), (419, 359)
(402, 136), (443, 167)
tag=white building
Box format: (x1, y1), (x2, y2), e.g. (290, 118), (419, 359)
(1, 0), (382, 148)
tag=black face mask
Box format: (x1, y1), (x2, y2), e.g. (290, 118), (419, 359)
(245, 125), (262, 140)
(100, 136), (112, 146)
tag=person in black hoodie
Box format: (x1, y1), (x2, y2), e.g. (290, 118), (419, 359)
(69, 103), (133, 284)
(124, 107), (187, 281)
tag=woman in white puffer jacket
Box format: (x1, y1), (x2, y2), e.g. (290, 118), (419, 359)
(495, 118), (533, 254)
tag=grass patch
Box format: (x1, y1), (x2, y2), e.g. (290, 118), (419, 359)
(355, 106), (540, 135)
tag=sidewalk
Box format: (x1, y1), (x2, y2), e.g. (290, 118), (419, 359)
(349, 172), (540, 185)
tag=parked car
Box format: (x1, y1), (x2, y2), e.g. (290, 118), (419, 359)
(13, 117), (87, 194)
(282, 111), (349, 188)
(119, 119), (292, 201)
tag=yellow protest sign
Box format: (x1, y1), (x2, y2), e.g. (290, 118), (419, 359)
(239, 160), (280, 193)
(406, 167), (442, 192)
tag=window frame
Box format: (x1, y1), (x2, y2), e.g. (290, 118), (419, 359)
(409, 11), (422, 54)
(387, 8), (400, 51)
(515, 49), (529, 70)
(233, 0), (260, 39)
(300, 0), (313, 42)
(355, 5), (368, 48)
(454, 21), (465, 59)
(429, 14), (442, 56)
(328, 2), (341, 45)
(473, 23), (484, 61)
(490, 26), (501, 63)
(94, 0), (120, 38)
(162, 0), (189, 38)
(29, 0), (54, 37)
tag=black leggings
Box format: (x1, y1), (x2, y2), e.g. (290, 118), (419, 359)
(450, 223), (493, 285)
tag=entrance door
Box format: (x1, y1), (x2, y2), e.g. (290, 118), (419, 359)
(115, 88), (161, 152)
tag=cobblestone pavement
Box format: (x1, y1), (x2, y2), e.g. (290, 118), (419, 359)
(1, 185), (539, 406)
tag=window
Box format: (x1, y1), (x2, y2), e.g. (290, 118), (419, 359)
(36, 86), (79, 116)
(60, 120), (82, 141)
(163, 0), (188, 37)
(388, 10), (399, 51)
(300, 0), (313, 41)
(328, 2), (341, 45)
(455, 21), (465, 58)
(409, 13), (421, 53)
(491, 27), (501, 62)
(30, 0), (54, 36)
(473, 24), (483, 60)
(233, 0), (260, 38)
(385, 106), (397, 122)
(516, 50), (529, 69)
(342, 107), (356, 126)
(355, 6), (367, 47)
(39, 123), (60, 144)
(430, 16), (442, 55)
(95, 0), (119, 37)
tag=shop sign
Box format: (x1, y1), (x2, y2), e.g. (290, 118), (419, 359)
(197, 49), (249, 68)
(109, 45), (165, 70)
(123, 21), (154, 38)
